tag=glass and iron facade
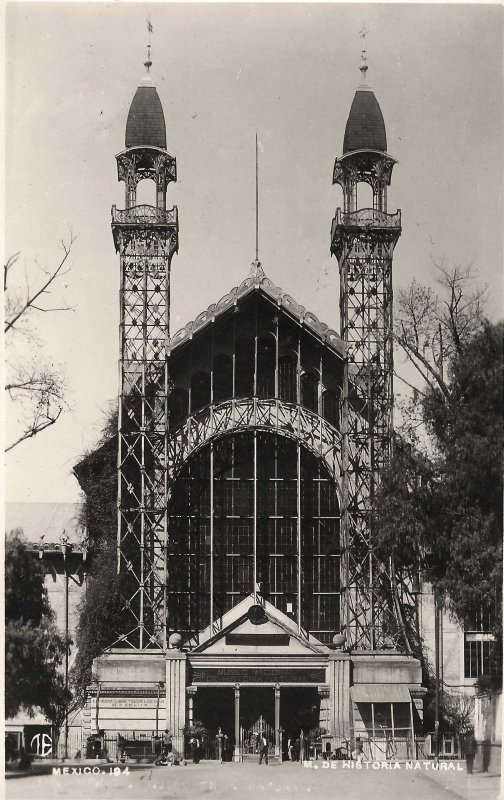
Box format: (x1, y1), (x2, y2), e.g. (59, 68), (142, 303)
(167, 431), (340, 643)
(164, 289), (344, 645)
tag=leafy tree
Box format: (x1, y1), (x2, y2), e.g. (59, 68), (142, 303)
(5, 533), (71, 737)
(375, 264), (502, 682)
(70, 408), (123, 704)
(4, 232), (77, 452)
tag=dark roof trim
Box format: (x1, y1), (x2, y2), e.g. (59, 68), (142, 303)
(168, 264), (347, 360)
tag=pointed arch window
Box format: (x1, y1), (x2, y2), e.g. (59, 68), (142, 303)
(322, 388), (340, 430)
(235, 337), (254, 397)
(257, 335), (275, 398)
(278, 355), (297, 404)
(169, 387), (189, 428)
(213, 354), (233, 403)
(301, 371), (319, 413)
(191, 371), (211, 413)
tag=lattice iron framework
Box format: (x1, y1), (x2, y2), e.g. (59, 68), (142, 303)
(331, 150), (414, 652)
(112, 144), (178, 650)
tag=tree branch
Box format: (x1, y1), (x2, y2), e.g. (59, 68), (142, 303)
(4, 231), (77, 334)
(5, 407), (63, 453)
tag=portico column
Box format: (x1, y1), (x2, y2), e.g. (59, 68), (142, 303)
(165, 647), (187, 756)
(187, 686), (197, 729)
(274, 684), (281, 757)
(234, 684), (241, 762)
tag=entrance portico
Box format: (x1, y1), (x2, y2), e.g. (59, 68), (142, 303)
(183, 595), (336, 760)
(88, 595), (425, 760)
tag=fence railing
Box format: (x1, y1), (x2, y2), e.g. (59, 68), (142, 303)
(332, 208), (401, 229)
(360, 736), (426, 761)
(111, 205), (177, 226)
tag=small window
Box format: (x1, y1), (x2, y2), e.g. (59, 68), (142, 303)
(257, 335), (275, 398)
(191, 371), (210, 413)
(322, 388), (340, 429)
(213, 354), (233, 403)
(464, 608), (498, 679)
(301, 371), (318, 412)
(169, 387), (189, 428)
(279, 355), (297, 404)
(235, 338), (254, 397)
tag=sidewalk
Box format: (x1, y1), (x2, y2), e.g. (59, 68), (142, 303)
(420, 761), (501, 800)
(6, 758), (118, 779)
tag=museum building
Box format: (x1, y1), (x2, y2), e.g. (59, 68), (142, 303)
(76, 49), (428, 761)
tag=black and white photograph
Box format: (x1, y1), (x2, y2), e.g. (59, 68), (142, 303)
(4, 3), (503, 799)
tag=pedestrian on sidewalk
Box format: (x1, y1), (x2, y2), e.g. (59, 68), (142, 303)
(189, 735), (200, 764)
(462, 729), (478, 775)
(351, 737), (365, 763)
(259, 735), (269, 765)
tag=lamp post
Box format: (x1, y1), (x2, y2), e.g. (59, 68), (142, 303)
(60, 533), (69, 761)
(434, 584), (440, 764)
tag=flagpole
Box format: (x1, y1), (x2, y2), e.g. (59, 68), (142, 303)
(255, 132), (259, 262)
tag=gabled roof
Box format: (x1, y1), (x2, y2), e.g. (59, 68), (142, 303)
(168, 262), (346, 359)
(190, 593), (329, 654)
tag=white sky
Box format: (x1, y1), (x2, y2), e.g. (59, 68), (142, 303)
(5, 2), (503, 504)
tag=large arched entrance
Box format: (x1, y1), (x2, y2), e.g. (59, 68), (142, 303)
(167, 430), (340, 645)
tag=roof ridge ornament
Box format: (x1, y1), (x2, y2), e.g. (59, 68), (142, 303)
(250, 259), (265, 281)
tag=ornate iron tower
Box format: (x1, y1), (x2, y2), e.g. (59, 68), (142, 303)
(331, 47), (408, 650)
(112, 55), (178, 650)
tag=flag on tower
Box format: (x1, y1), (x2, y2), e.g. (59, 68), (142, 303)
(147, 19), (153, 34)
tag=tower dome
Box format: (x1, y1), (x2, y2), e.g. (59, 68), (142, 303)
(125, 73), (167, 149)
(343, 86), (387, 154)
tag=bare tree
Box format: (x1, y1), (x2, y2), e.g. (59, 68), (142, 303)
(4, 232), (77, 452)
(441, 691), (475, 737)
(394, 261), (487, 403)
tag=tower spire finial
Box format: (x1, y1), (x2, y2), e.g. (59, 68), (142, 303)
(145, 17), (153, 73)
(359, 24), (369, 83)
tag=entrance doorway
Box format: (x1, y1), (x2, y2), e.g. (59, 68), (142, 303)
(240, 687), (276, 758)
(280, 687), (320, 760)
(193, 687), (234, 759)
(192, 685), (321, 761)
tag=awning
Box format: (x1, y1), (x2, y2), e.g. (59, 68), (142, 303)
(351, 684), (412, 703)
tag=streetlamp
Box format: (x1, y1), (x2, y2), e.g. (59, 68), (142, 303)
(60, 533), (70, 761)
(434, 583), (441, 765)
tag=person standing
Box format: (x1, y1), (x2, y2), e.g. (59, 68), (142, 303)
(162, 729), (172, 758)
(287, 737), (293, 761)
(189, 734), (200, 764)
(259, 734), (269, 765)
(463, 729), (478, 775)
(117, 734), (126, 762)
(351, 737), (365, 763)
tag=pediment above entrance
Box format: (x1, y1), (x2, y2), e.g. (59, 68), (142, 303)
(190, 594), (329, 655)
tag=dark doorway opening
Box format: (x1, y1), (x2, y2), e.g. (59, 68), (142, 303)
(240, 687), (276, 756)
(280, 687), (320, 740)
(193, 687), (234, 759)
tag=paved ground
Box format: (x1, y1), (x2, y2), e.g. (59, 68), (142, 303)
(5, 760), (501, 800)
